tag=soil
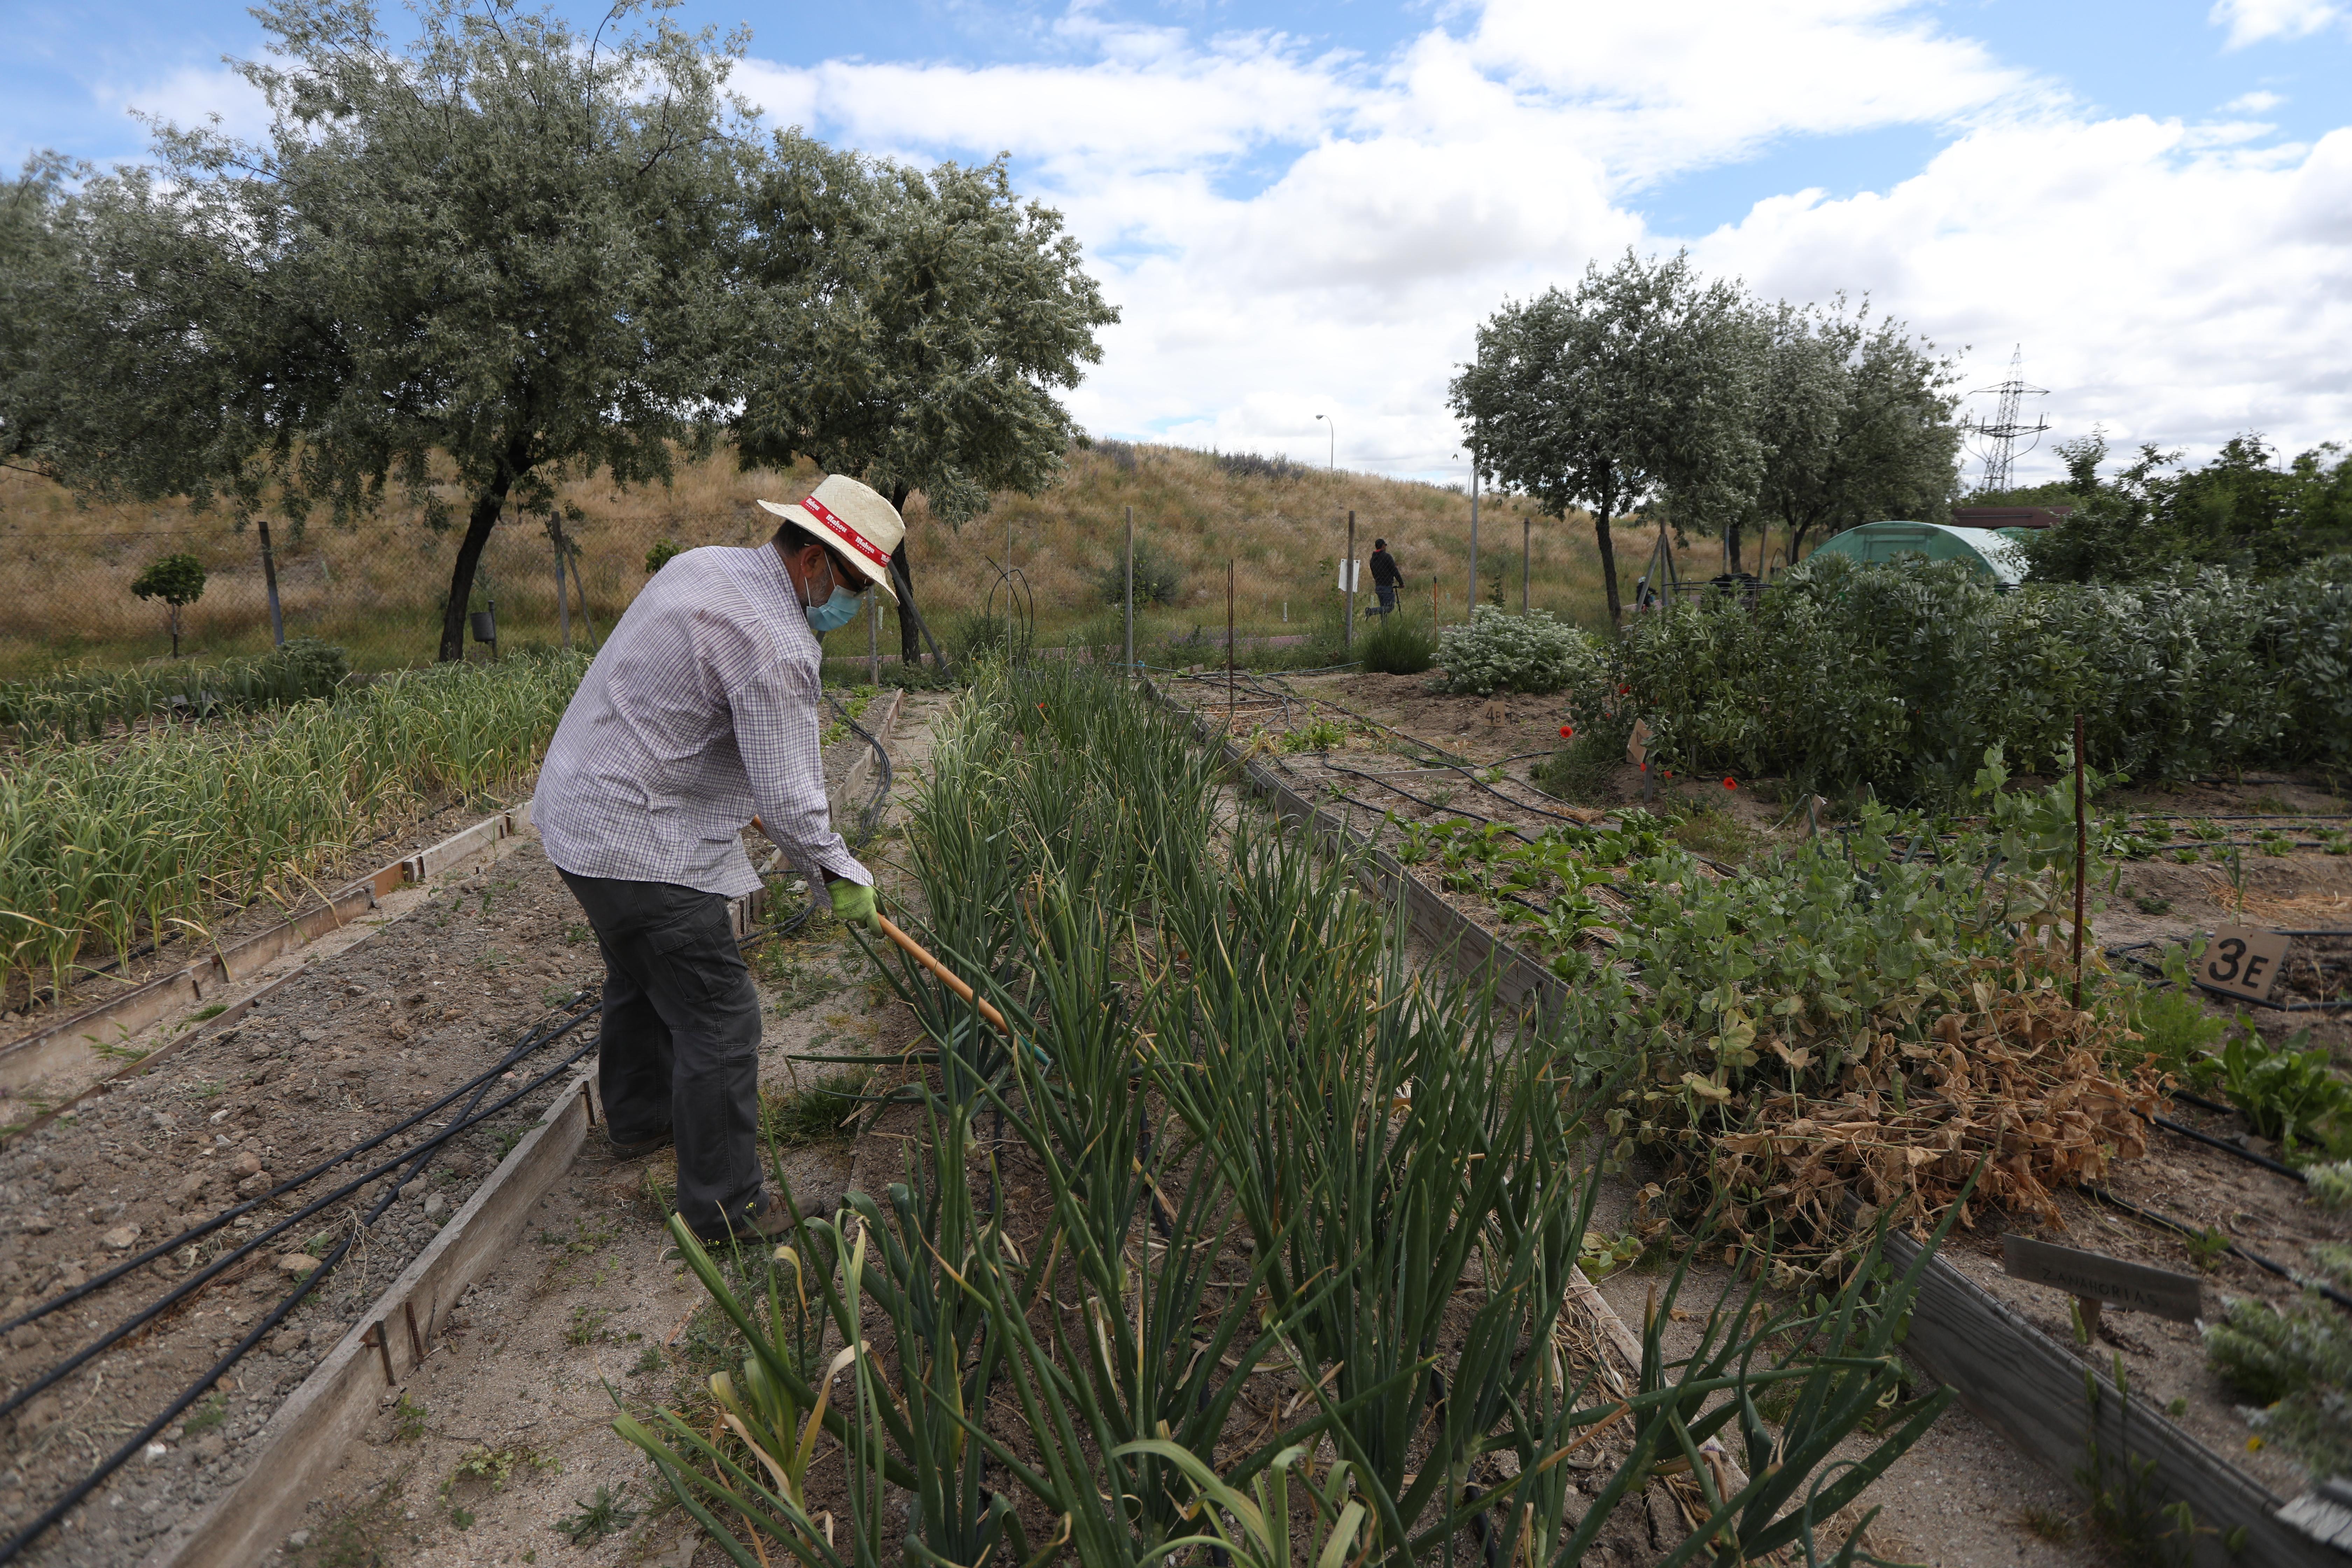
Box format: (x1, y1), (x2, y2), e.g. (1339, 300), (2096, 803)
(0, 836), (597, 1566)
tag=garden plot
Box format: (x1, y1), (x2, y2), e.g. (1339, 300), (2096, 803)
(0, 842), (597, 1567)
(1162, 666), (2352, 1557)
(230, 691), (947, 1568)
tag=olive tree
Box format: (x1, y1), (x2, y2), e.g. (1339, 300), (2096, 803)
(1748, 299), (1961, 564)
(1451, 251), (1761, 623)
(29, 0), (753, 662)
(131, 553), (208, 657)
(733, 138), (1119, 664)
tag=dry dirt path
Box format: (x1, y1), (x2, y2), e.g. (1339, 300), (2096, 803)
(259, 691), (954, 1568)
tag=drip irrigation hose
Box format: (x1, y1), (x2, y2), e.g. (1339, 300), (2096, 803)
(0, 1013), (600, 1420)
(825, 688), (895, 849)
(0, 995), (599, 1338)
(2081, 1185), (2352, 1315)
(2139, 1110), (2308, 1182)
(0, 1031), (600, 1564)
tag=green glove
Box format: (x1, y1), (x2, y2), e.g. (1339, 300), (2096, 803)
(830, 878), (880, 931)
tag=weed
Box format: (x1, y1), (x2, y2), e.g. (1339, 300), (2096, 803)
(390, 1393), (427, 1443)
(1357, 612), (1436, 676)
(1578, 1228), (1642, 1279)
(1532, 733), (1619, 804)
(2016, 1505), (2077, 1543)
(493, 1127), (525, 1161)
(296, 1464), (412, 1567)
(632, 1342), (665, 1375)
(538, 983), (575, 1008)
(1280, 717), (1346, 752)
(564, 1304), (610, 1346)
(183, 1393), (228, 1436)
(191, 1003), (229, 1021)
(1669, 805), (1756, 862)
(2206, 1296), (2352, 1480)
(2129, 986), (2227, 1080)
(443, 1443), (557, 1502)
(2185, 1228), (2233, 1271)
(556, 1485), (640, 1544)
(564, 922), (590, 946)
(2311, 1163), (2352, 1211)
(2133, 893), (2173, 915)
(760, 1071), (868, 1143)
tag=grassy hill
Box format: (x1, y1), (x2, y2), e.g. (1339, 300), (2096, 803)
(0, 443), (1673, 674)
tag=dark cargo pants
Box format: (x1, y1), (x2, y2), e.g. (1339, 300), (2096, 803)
(558, 871), (763, 1238)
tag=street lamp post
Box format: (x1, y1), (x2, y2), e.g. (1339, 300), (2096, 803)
(1315, 413), (1335, 472)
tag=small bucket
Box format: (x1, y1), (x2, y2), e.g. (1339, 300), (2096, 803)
(470, 604), (498, 644)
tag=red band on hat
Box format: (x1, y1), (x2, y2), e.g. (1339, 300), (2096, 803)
(799, 493), (891, 571)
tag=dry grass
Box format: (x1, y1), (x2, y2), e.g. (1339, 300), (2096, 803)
(0, 443), (1669, 673)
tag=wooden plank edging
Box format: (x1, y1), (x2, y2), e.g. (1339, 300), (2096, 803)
(139, 1066), (598, 1568)
(1, 807), (531, 1101)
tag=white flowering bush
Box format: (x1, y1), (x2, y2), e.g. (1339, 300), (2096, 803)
(1432, 607), (1598, 696)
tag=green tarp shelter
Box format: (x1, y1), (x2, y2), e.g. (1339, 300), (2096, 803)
(1808, 520), (2030, 586)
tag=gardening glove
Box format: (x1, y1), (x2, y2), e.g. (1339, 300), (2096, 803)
(830, 879), (880, 932)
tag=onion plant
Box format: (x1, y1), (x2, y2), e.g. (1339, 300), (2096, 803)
(623, 661), (1958, 1567)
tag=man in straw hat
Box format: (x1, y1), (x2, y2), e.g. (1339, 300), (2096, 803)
(533, 474), (904, 1242)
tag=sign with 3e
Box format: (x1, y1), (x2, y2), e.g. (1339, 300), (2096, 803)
(2198, 923), (2293, 1002)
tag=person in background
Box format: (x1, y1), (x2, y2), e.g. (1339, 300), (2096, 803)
(532, 474), (902, 1244)
(1369, 538), (1403, 616)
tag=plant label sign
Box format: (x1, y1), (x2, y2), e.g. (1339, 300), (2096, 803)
(1337, 559), (1360, 593)
(2000, 1234), (2202, 1322)
(2197, 924), (2292, 1002)
(1626, 719), (1651, 769)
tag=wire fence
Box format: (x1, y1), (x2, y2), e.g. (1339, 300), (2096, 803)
(0, 518), (635, 672)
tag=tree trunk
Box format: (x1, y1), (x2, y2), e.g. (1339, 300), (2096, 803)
(889, 539), (922, 665)
(1596, 503), (1622, 624)
(1726, 520), (1744, 575)
(439, 462), (522, 663)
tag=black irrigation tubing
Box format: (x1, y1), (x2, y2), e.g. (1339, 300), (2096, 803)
(2081, 1185), (2352, 1316)
(2139, 1110), (2309, 1183)
(0, 995), (599, 1340)
(825, 688), (896, 850)
(0, 1031), (601, 1565)
(0, 1016), (600, 1422)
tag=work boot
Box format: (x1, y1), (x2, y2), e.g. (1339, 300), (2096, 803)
(691, 1192), (793, 1246)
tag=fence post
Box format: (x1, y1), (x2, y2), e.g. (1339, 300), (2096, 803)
(256, 518), (285, 648)
(1521, 517), (1530, 615)
(551, 519), (571, 652)
(1124, 505), (1134, 678)
(1468, 453), (1479, 618)
(1344, 510), (1356, 656)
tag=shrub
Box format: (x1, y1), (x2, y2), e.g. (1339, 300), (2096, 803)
(1357, 612), (1436, 675)
(131, 552), (209, 657)
(2309, 1161), (2352, 1211)
(1211, 448), (1305, 482)
(1533, 734), (1617, 803)
(2205, 1295), (2352, 1480)
(645, 539), (683, 575)
(1431, 606), (1596, 695)
(1093, 537), (1185, 608)
(1587, 551), (2352, 801)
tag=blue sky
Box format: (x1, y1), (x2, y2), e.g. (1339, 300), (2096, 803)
(8, 0), (2351, 480)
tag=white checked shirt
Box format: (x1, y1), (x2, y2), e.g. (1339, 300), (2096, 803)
(533, 544), (869, 898)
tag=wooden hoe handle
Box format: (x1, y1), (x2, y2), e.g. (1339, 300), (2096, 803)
(748, 816), (1008, 1035)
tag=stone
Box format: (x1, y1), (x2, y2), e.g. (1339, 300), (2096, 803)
(277, 1254), (320, 1279)
(234, 1172), (272, 1200)
(52, 1264), (85, 1290)
(18, 1216), (53, 1236)
(49, 1173), (81, 1196)
(299, 1027), (323, 1044)
(287, 1530), (310, 1549)
(192, 1433), (226, 1461)
(18, 1392), (63, 1433)
(171, 1172), (212, 1206)
(144, 1442), (169, 1465)
(422, 1192), (449, 1222)
(229, 1152), (264, 1179)
(102, 1224), (142, 1250)
(6, 1324), (41, 1351)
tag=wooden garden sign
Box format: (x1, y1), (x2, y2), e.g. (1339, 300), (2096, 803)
(2198, 924), (2292, 1002)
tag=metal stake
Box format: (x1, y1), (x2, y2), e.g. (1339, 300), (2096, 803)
(552, 521), (571, 651)
(2073, 711), (2087, 1011)
(1468, 450), (1479, 615)
(1124, 505), (1135, 678)
(1521, 517), (1531, 614)
(1226, 558), (1236, 733)
(868, 590), (880, 686)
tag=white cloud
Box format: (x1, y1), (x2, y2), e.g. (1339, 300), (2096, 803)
(98, 62), (270, 149)
(94, 1), (2352, 484)
(2210, 0), (2348, 49)
(2222, 89), (2287, 112)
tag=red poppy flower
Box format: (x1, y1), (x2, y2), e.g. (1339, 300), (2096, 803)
(1664, 770), (1673, 779)
(1723, 777), (1737, 790)
(1618, 685), (1630, 695)
(1559, 725), (1574, 738)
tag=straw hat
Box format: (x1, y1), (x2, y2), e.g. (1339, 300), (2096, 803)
(756, 476), (903, 604)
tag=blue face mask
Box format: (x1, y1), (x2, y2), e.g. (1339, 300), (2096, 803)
(806, 584), (864, 633)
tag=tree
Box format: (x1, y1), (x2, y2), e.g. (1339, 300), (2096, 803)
(1450, 251), (1760, 623)
(734, 137), (1119, 664)
(1748, 300), (1962, 565)
(29, 0), (753, 662)
(0, 153), (83, 479)
(2019, 432), (2352, 582)
(131, 553), (207, 657)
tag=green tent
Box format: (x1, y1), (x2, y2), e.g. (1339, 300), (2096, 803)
(1808, 521), (2029, 586)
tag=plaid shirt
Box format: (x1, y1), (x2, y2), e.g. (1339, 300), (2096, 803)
(533, 544), (869, 897)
